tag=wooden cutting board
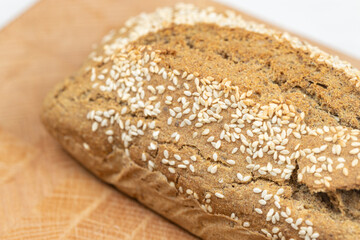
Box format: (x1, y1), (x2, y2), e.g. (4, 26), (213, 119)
(0, 0), (359, 239)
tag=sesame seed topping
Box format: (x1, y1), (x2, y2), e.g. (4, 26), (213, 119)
(243, 222), (250, 227)
(352, 159), (359, 167)
(296, 218), (303, 225)
(83, 143), (90, 150)
(259, 199), (267, 205)
(215, 192), (224, 199)
(253, 188), (262, 193)
(350, 148), (359, 155)
(276, 188), (284, 195)
(305, 220), (313, 226)
(209, 165), (218, 174)
(226, 159), (236, 165)
(214, 140), (221, 149)
(91, 122), (99, 132)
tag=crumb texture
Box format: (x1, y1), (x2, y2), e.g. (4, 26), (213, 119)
(42, 4), (360, 240)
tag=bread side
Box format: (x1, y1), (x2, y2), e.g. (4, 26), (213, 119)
(42, 4), (360, 240)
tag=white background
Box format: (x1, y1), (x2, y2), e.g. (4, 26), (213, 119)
(0, 0), (359, 59)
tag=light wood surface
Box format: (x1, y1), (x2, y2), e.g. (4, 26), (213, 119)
(0, 0), (359, 239)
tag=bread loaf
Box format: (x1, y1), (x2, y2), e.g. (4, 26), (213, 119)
(42, 3), (360, 239)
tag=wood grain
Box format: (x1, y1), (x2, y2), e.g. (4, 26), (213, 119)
(0, 0), (358, 239)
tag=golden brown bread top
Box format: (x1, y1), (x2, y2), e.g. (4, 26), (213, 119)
(42, 3), (360, 240)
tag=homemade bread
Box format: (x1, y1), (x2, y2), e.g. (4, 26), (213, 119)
(42, 4), (360, 239)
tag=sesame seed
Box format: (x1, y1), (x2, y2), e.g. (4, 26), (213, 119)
(264, 194), (272, 201)
(255, 208), (263, 214)
(207, 136), (215, 142)
(186, 74), (194, 80)
(202, 129), (210, 135)
(226, 159), (236, 165)
(266, 209), (274, 219)
(91, 122), (99, 132)
(272, 227), (279, 234)
(243, 222), (250, 227)
(312, 233), (320, 238)
(149, 121), (156, 129)
(253, 188), (262, 193)
(293, 132), (301, 139)
(350, 148), (359, 155)
(307, 226), (314, 236)
(105, 129), (114, 135)
(276, 188), (284, 195)
(184, 91), (192, 96)
(336, 163), (344, 169)
(183, 160), (189, 165)
(243, 175), (251, 182)
(305, 220), (313, 226)
(291, 223), (298, 230)
(261, 190), (267, 198)
(285, 217), (293, 224)
(152, 131), (159, 140)
(247, 130), (254, 137)
(215, 192), (224, 198)
(286, 207), (291, 216)
(195, 123), (203, 128)
(210, 165), (218, 174)
(215, 140), (221, 149)
(352, 159), (359, 167)
(83, 143), (90, 150)
(168, 167), (175, 174)
(259, 199), (267, 205)
(148, 160), (155, 168)
(147, 141), (156, 149)
(164, 150), (169, 159)
(296, 218), (303, 225)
